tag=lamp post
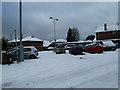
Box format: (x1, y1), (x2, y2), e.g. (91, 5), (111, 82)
(18, 0), (24, 63)
(10, 34), (12, 41)
(14, 30), (18, 61)
(49, 16), (58, 45)
(14, 30), (17, 48)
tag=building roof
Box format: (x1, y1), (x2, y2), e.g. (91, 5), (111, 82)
(9, 36), (43, 43)
(22, 36), (43, 42)
(95, 25), (119, 33)
(51, 39), (67, 43)
(9, 38), (20, 43)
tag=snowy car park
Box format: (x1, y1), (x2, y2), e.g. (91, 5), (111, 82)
(2, 49), (119, 88)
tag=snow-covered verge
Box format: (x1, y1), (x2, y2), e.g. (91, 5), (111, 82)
(2, 50), (118, 88)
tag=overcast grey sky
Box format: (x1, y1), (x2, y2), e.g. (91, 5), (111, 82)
(2, 2), (118, 41)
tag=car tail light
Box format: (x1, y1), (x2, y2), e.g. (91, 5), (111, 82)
(34, 50), (37, 53)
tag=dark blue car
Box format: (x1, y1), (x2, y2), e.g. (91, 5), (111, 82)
(116, 43), (120, 48)
(69, 45), (85, 55)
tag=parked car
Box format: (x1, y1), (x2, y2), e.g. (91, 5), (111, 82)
(24, 46), (38, 59)
(99, 40), (117, 51)
(54, 44), (66, 54)
(69, 45), (85, 55)
(66, 44), (76, 50)
(116, 43), (120, 48)
(84, 43), (103, 54)
(7, 48), (18, 60)
(7, 46), (38, 60)
(1, 50), (13, 65)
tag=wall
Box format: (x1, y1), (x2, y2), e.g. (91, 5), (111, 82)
(8, 41), (43, 51)
(96, 30), (120, 40)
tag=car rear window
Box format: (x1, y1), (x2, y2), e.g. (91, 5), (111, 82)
(56, 45), (64, 48)
(24, 48), (31, 52)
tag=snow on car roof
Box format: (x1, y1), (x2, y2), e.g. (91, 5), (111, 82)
(95, 25), (119, 33)
(67, 40), (92, 44)
(24, 46), (35, 48)
(102, 40), (115, 46)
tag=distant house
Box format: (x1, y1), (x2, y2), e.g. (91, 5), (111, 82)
(8, 36), (43, 51)
(96, 24), (120, 40)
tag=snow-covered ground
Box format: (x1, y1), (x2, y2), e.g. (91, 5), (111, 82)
(2, 49), (118, 88)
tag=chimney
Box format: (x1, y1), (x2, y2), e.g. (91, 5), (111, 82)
(31, 36), (34, 38)
(104, 24), (107, 31)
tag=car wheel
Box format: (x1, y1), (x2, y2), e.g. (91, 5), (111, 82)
(112, 48), (116, 51)
(56, 52), (59, 54)
(30, 55), (36, 59)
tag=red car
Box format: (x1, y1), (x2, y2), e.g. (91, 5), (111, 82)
(84, 44), (103, 54)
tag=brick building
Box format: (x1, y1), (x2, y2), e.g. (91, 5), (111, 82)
(96, 24), (120, 40)
(95, 24), (120, 44)
(96, 30), (120, 40)
(9, 36), (43, 51)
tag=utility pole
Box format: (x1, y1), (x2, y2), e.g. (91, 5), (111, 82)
(14, 30), (18, 61)
(14, 30), (17, 47)
(18, 0), (24, 63)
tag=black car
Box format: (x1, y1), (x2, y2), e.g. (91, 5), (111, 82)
(69, 45), (85, 55)
(103, 46), (117, 51)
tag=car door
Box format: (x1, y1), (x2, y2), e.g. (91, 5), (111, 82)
(24, 48), (31, 58)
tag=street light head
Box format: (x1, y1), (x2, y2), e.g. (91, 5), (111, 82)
(56, 19), (58, 21)
(50, 17), (53, 19)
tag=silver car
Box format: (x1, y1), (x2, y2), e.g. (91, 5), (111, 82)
(7, 46), (38, 60)
(54, 44), (66, 54)
(24, 46), (38, 59)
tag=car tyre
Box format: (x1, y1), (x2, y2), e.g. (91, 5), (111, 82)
(30, 55), (36, 59)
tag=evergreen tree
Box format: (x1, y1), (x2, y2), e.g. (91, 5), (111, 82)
(66, 28), (73, 42)
(2, 37), (8, 51)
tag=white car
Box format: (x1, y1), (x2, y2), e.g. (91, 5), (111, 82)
(7, 46), (39, 60)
